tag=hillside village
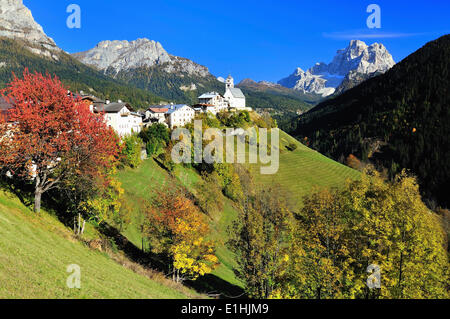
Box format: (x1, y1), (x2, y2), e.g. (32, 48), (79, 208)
(79, 75), (251, 135)
(0, 0), (449, 303)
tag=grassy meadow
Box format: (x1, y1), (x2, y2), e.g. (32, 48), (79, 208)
(0, 190), (200, 299)
(0, 129), (358, 298)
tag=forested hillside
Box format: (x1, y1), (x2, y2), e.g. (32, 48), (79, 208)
(111, 64), (224, 105)
(0, 38), (164, 108)
(293, 34), (450, 207)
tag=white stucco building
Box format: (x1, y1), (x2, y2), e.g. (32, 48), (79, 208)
(197, 75), (249, 113)
(166, 104), (195, 129)
(144, 107), (169, 127)
(198, 92), (228, 114)
(94, 102), (142, 137)
(223, 75), (247, 110)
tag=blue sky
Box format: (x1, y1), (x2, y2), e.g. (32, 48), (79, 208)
(25, 0), (450, 83)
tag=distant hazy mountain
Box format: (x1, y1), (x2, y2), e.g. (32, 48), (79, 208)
(238, 78), (321, 102)
(278, 40), (395, 97)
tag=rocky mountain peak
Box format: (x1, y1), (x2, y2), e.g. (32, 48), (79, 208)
(278, 40), (395, 96)
(73, 37), (210, 78)
(0, 0), (60, 57)
(73, 38), (171, 74)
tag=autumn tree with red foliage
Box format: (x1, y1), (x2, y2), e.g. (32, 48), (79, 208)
(0, 70), (120, 213)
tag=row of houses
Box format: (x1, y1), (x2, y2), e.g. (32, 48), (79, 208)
(2, 75), (251, 138)
(81, 75), (251, 136)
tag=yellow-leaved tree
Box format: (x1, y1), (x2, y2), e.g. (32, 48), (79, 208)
(272, 167), (449, 299)
(144, 188), (218, 283)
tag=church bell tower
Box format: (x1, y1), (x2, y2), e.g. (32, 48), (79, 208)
(226, 75), (234, 90)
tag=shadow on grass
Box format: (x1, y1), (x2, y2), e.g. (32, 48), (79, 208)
(185, 274), (245, 299)
(0, 169), (245, 299)
(0, 175), (34, 209)
(99, 222), (245, 299)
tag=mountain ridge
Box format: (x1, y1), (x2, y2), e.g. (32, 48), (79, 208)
(0, 0), (60, 59)
(278, 40), (395, 96)
(292, 34), (450, 207)
(72, 38), (211, 78)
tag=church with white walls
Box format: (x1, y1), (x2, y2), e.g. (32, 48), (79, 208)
(223, 75), (247, 110)
(197, 75), (249, 113)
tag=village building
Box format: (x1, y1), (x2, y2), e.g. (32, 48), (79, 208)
(223, 75), (247, 110)
(142, 104), (195, 129)
(77, 92), (143, 137)
(166, 104), (195, 129)
(144, 107), (169, 127)
(197, 75), (250, 113)
(192, 103), (220, 115)
(94, 101), (143, 137)
(198, 92), (228, 114)
(80, 94), (105, 113)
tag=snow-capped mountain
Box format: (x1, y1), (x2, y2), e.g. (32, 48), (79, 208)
(72, 38), (210, 78)
(278, 40), (395, 97)
(0, 0), (60, 59)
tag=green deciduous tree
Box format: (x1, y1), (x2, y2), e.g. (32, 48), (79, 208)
(229, 183), (294, 298)
(120, 134), (143, 168)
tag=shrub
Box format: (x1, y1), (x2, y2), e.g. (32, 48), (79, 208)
(120, 135), (143, 168)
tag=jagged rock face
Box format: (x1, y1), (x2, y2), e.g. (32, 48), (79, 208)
(164, 55), (210, 77)
(73, 39), (171, 73)
(73, 38), (210, 77)
(0, 0), (59, 56)
(278, 40), (395, 97)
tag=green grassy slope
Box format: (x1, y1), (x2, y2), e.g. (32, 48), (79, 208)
(0, 190), (198, 299)
(116, 130), (359, 294)
(0, 128), (358, 298)
(116, 160), (242, 290)
(249, 130), (360, 205)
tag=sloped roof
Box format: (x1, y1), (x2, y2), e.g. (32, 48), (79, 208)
(199, 92), (221, 99)
(228, 88), (245, 99)
(81, 95), (104, 103)
(164, 104), (192, 115)
(95, 102), (129, 113)
(148, 108), (169, 113)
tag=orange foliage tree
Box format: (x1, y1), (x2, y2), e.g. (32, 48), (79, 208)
(0, 70), (119, 213)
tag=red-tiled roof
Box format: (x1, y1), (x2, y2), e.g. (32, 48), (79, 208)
(148, 108), (169, 113)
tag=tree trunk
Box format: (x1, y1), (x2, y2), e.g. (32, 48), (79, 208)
(34, 190), (42, 213)
(81, 220), (86, 235)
